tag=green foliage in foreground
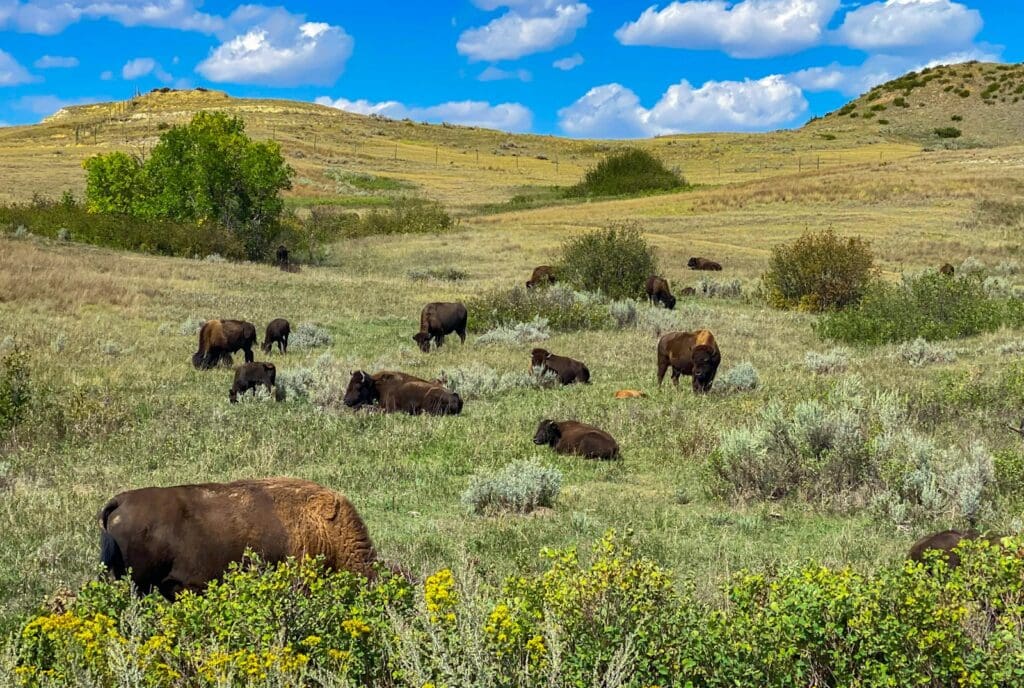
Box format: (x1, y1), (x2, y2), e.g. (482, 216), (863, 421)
(565, 149), (686, 198)
(11, 531), (1024, 687)
(816, 272), (1024, 344)
(557, 223), (658, 300)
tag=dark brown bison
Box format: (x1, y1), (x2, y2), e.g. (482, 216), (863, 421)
(908, 529), (1011, 568)
(645, 276), (676, 309)
(525, 265), (557, 289)
(343, 370), (463, 415)
(688, 257), (722, 271)
(533, 420), (619, 460)
(531, 348), (590, 385)
(98, 478), (380, 600)
(192, 319), (257, 369)
(657, 329), (721, 392)
(679, 286), (696, 296)
(261, 318), (291, 354)
(276, 244), (289, 267)
(939, 263), (955, 277)
(413, 302), (468, 353)
(229, 362), (281, 403)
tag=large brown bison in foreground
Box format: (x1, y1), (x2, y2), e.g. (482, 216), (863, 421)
(533, 419), (619, 460)
(413, 302), (468, 353)
(688, 257), (722, 271)
(645, 276), (676, 309)
(531, 348), (590, 385)
(657, 329), (721, 392)
(192, 319), (257, 369)
(98, 478), (380, 599)
(344, 370), (463, 415)
(525, 265), (557, 289)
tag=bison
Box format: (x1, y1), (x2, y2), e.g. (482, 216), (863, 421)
(645, 276), (676, 310)
(413, 302), (468, 353)
(261, 318), (291, 354)
(525, 265), (557, 289)
(276, 244), (289, 267)
(688, 257), (722, 271)
(679, 286), (696, 296)
(531, 348), (590, 385)
(614, 389), (646, 399)
(533, 419), (619, 460)
(657, 329), (721, 393)
(343, 370), (463, 415)
(229, 362), (280, 403)
(98, 478), (380, 600)
(908, 529), (1011, 568)
(192, 319), (257, 370)
(939, 263), (955, 277)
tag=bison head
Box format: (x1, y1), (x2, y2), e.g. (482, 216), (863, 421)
(344, 371), (378, 408)
(525, 280), (536, 290)
(663, 293), (677, 310)
(412, 332), (432, 352)
(687, 257), (699, 268)
(533, 419), (560, 446)
(530, 348), (550, 367)
(691, 345), (720, 393)
(260, 340), (272, 353)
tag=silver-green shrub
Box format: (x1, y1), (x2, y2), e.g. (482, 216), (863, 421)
(461, 460), (562, 515)
(698, 277), (743, 299)
(608, 299), (638, 328)
(290, 322), (332, 349)
(476, 317), (551, 345)
(804, 348), (851, 375)
(442, 364), (555, 399)
(896, 338), (957, 367)
(714, 362), (759, 393)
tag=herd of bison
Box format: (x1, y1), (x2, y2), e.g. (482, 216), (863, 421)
(95, 258), (1001, 600)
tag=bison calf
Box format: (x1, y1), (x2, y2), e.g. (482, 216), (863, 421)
(687, 257), (722, 271)
(344, 370), (462, 415)
(531, 348), (590, 385)
(229, 362), (280, 403)
(413, 302), (468, 353)
(533, 419), (619, 460)
(939, 263), (955, 277)
(98, 478), (380, 600)
(657, 329), (721, 393)
(645, 276), (676, 310)
(261, 318), (291, 354)
(192, 319), (257, 370)
(525, 265), (557, 289)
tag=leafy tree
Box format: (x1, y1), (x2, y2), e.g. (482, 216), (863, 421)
(82, 151), (143, 214)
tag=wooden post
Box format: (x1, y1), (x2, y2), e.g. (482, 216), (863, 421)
(435, 145), (438, 166)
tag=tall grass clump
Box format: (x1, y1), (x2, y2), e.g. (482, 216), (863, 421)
(817, 273), (1023, 344)
(564, 148), (685, 198)
(0, 348), (31, 435)
(467, 287), (610, 333)
(556, 222), (658, 300)
(461, 461), (562, 515)
(698, 277), (743, 299)
(763, 230), (874, 312)
(896, 338), (958, 367)
(804, 348), (851, 375)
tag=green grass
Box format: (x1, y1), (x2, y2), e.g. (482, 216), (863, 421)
(284, 195), (393, 209)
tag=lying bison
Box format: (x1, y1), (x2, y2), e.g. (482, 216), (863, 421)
(98, 478), (380, 599)
(413, 302), (468, 353)
(526, 265), (557, 289)
(688, 257), (722, 271)
(645, 276), (676, 310)
(657, 329), (721, 393)
(230, 362), (281, 403)
(533, 420), (619, 460)
(344, 370), (463, 415)
(531, 348), (590, 385)
(262, 318), (291, 354)
(939, 263), (955, 277)
(192, 319), (257, 369)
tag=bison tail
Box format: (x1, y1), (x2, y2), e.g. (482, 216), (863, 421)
(98, 499), (126, 579)
(191, 351), (205, 369)
(581, 367), (591, 384)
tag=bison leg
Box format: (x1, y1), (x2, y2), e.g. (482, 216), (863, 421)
(657, 359), (669, 387)
(243, 346), (254, 364)
(457, 328), (466, 344)
(671, 369), (681, 387)
(435, 333), (445, 349)
(280, 337), (287, 354)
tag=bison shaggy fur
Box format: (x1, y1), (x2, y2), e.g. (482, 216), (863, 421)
(533, 419), (619, 460)
(531, 348), (590, 385)
(645, 276), (676, 309)
(687, 257), (722, 271)
(262, 318), (291, 354)
(525, 265), (557, 289)
(98, 478), (380, 600)
(192, 319), (257, 370)
(413, 302), (468, 353)
(344, 370), (463, 415)
(657, 329), (721, 393)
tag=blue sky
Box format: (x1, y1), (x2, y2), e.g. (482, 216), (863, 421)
(0, 1), (1020, 137)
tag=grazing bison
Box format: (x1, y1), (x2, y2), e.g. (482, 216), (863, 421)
(645, 276), (677, 310)
(525, 265), (557, 289)
(908, 529), (1011, 568)
(98, 478), (380, 600)
(657, 329), (721, 392)
(531, 348), (590, 385)
(614, 389), (646, 399)
(533, 420), (619, 460)
(413, 302), (468, 353)
(343, 371), (463, 416)
(261, 318), (291, 354)
(687, 257), (722, 271)
(229, 362), (280, 403)
(939, 263), (955, 277)
(192, 319), (257, 370)
(276, 244), (289, 267)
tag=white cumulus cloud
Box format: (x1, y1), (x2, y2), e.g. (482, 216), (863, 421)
(478, 66), (532, 82)
(34, 54), (79, 68)
(121, 57), (173, 82)
(315, 96), (533, 133)
(558, 75), (807, 138)
(835, 0), (982, 53)
(12, 94), (103, 116)
(0, 49), (35, 86)
(616, 0), (839, 58)
(458, 3), (590, 61)
(553, 52), (583, 70)
(0, 0), (222, 35)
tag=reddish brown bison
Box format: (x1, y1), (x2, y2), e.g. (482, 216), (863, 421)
(229, 362), (281, 403)
(192, 319), (257, 369)
(939, 263), (955, 277)
(533, 419), (619, 460)
(525, 265), (557, 289)
(413, 302), (468, 353)
(531, 348), (590, 385)
(688, 257), (722, 271)
(908, 529), (1011, 568)
(657, 329), (721, 392)
(344, 370), (463, 415)
(98, 478), (380, 599)
(261, 318), (290, 354)
(645, 276), (677, 310)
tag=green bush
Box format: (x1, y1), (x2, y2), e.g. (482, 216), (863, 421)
(816, 272), (1022, 344)
(352, 198), (454, 237)
(935, 127), (962, 138)
(461, 461), (562, 515)
(556, 222), (658, 300)
(763, 230), (874, 311)
(0, 348), (31, 436)
(467, 286), (611, 333)
(565, 149), (684, 198)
